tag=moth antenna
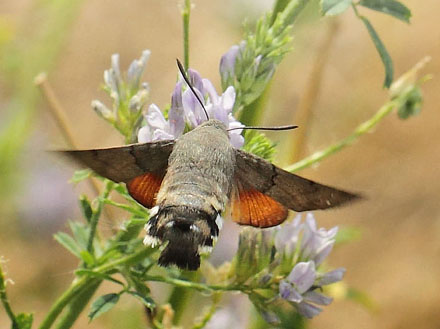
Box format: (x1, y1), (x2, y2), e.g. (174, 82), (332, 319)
(228, 125), (298, 132)
(176, 59), (209, 121)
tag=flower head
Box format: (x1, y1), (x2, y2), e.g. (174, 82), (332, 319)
(137, 67), (244, 148)
(275, 212), (338, 266)
(94, 50), (151, 143)
(273, 213), (344, 318)
(279, 261), (344, 318)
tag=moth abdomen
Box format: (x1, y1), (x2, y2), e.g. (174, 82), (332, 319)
(144, 205), (220, 270)
(158, 243), (200, 271)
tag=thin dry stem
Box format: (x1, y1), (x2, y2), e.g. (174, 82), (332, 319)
(286, 19), (340, 163)
(35, 72), (117, 228)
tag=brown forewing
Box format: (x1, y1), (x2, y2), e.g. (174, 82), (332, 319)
(60, 140), (174, 183)
(234, 149), (360, 212)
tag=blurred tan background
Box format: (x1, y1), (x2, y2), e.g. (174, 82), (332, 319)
(0, 0), (439, 328)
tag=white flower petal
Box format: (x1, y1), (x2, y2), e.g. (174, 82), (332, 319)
(146, 104), (168, 130)
(287, 261), (316, 294)
(152, 129), (175, 141)
(220, 86), (236, 113)
(137, 125), (152, 143)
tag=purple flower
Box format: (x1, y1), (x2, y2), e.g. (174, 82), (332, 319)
(137, 103), (184, 143)
(274, 214), (302, 255)
(220, 44), (241, 83)
(127, 50), (151, 91)
(300, 213), (338, 266)
(279, 261), (341, 319)
(316, 268), (346, 286)
(274, 213), (337, 266)
(136, 63), (244, 146)
(274, 213), (345, 318)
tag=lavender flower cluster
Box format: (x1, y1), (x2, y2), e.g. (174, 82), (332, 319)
(275, 213), (345, 318)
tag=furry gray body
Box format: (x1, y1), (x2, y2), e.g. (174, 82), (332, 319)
(147, 120), (235, 269)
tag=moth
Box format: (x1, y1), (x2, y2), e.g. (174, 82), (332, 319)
(62, 62), (358, 270)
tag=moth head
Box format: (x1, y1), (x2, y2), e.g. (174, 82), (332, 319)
(144, 206), (218, 270)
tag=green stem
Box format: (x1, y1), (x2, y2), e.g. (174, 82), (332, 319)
(285, 99), (399, 173)
(277, 0), (310, 27)
(39, 247), (154, 329)
(86, 203), (102, 254)
(271, 0), (291, 25)
(182, 0), (191, 70)
(167, 271), (197, 325)
(0, 263), (18, 329)
(38, 276), (90, 329)
(54, 279), (101, 329)
(96, 247), (155, 272)
(239, 82), (271, 126)
(86, 181), (113, 253)
(145, 275), (248, 293)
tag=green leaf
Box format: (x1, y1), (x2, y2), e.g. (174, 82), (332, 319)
(54, 232), (81, 258)
(397, 86), (422, 119)
(114, 184), (130, 198)
(116, 217), (147, 242)
(359, 15), (394, 88)
(79, 195), (93, 223)
(68, 221), (90, 250)
(359, 0), (411, 23)
(127, 291), (155, 310)
(321, 0), (352, 16)
(88, 293), (120, 321)
(79, 250), (95, 266)
(15, 313), (33, 329)
(70, 169), (92, 184)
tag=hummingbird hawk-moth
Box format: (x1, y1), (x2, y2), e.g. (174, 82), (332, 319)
(62, 118), (358, 270)
(61, 60), (358, 270)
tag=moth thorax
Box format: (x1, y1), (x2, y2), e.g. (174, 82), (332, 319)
(144, 206), (220, 270)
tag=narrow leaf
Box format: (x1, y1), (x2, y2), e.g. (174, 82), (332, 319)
(397, 86), (422, 119)
(68, 221), (89, 250)
(15, 313), (33, 329)
(79, 250), (95, 266)
(75, 269), (125, 286)
(321, 0), (352, 16)
(54, 232), (81, 258)
(359, 16), (394, 88)
(88, 293), (120, 321)
(79, 195), (93, 223)
(359, 0), (411, 23)
(70, 169), (92, 183)
(127, 291), (155, 310)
